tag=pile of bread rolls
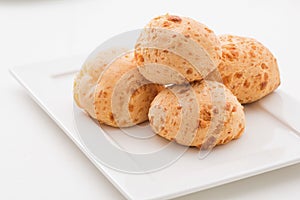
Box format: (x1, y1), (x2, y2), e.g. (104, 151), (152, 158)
(74, 14), (280, 149)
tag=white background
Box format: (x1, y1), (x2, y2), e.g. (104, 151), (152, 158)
(1, 0), (300, 199)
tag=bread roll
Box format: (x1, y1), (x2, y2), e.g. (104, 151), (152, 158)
(135, 14), (221, 85)
(74, 50), (163, 127)
(93, 52), (163, 127)
(149, 81), (245, 148)
(210, 34), (280, 104)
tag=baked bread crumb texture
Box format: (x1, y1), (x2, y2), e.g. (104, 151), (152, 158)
(74, 14), (280, 148)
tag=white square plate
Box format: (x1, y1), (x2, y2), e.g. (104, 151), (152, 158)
(10, 56), (300, 200)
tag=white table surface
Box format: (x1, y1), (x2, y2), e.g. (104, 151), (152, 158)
(1, 0), (300, 199)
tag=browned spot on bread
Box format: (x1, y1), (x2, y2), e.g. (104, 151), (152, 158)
(128, 104), (134, 112)
(222, 52), (234, 61)
(154, 16), (162, 20)
(251, 45), (257, 50)
(201, 108), (211, 121)
(232, 106), (237, 112)
(243, 80), (250, 88)
(223, 75), (231, 85)
(199, 119), (208, 128)
(249, 50), (256, 58)
(167, 15), (182, 23)
(204, 27), (213, 33)
(231, 50), (239, 58)
(260, 81), (268, 90)
(162, 21), (170, 27)
(103, 91), (108, 98)
(255, 74), (262, 79)
(234, 72), (243, 79)
(137, 54), (144, 62)
(186, 68), (193, 74)
(109, 113), (114, 121)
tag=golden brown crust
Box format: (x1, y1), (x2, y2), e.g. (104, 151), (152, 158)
(135, 14), (221, 84)
(93, 52), (163, 127)
(217, 34), (280, 104)
(149, 81), (245, 148)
